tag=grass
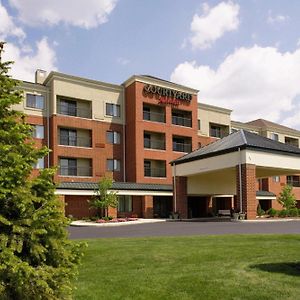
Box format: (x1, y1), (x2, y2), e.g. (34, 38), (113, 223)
(74, 235), (300, 300)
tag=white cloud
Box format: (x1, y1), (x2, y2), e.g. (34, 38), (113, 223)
(9, 0), (118, 29)
(0, 1), (25, 40)
(189, 1), (239, 49)
(267, 10), (289, 24)
(170, 45), (300, 127)
(3, 38), (57, 81)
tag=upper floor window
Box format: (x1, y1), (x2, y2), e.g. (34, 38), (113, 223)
(107, 131), (121, 144)
(33, 158), (44, 169)
(26, 94), (45, 110)
(32, 125), (44, 139)
(270, 133), (279, 141)
(107, 159), (120, 172)
(106, 103), (120, 117)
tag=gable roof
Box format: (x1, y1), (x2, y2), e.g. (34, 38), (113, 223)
(246, 119), (300, 136)
(172, 129), (300, 165)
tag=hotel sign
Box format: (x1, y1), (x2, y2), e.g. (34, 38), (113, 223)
(143, 84), (192, 106)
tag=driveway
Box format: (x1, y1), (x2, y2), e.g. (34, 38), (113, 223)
(69, 219), (300, 239)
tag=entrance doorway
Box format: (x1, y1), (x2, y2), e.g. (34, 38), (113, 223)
(188, 196), (209, 218)
(153, 196), (173, 218)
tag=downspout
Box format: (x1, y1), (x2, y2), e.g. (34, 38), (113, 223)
(172, 163), (177, 212)
(238, 147), (242, 213)
(122, 87), (126, 182)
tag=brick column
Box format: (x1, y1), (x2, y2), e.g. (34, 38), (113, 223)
(236, 164), (256, 219)
(142, 195), (153, 218)
(174, 176), (188, 219)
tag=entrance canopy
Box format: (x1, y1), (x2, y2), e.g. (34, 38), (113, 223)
(172, 130), (300, 196)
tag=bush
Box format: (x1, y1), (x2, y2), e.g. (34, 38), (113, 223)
(278, 210), (288, 218)
(287, 208), (298, 217)
(267, 208), (277, 217)
(257, 205), (265, 217)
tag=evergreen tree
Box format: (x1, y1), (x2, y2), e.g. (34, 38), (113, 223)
(0, 42), (84, 299)
(277, 184), (296, 210)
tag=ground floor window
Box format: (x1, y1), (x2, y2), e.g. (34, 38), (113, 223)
(118, 195), (132, 212)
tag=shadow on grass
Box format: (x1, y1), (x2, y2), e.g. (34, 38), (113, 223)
(250, 262), (300, 276)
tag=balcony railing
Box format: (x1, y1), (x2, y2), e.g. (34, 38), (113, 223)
(144, 167), (166, 178)
(57, 103), (92, 119)
(173, 142), (192, 153)
(59, 136), (92, 148)
(59, 166), (92, 177)
(172, 115), (192, 127)
(287, 179), (300, 187)
(143, 111), (165, 123)
(144, 138), (165, 150)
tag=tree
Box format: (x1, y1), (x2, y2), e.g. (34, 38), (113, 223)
(0, 42), (84, 299)
(89, 177), (118, 218)
(277, 184), (296, 210)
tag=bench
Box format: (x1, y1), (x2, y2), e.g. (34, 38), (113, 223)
(218, 209), (231, 217)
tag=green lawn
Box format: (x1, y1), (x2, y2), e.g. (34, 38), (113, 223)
(74, 235), (300, 300)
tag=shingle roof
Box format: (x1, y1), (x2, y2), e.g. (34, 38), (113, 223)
(246, 119), (300, 135)
(172, 129), (300, 165)
(58, 181), (173, 191)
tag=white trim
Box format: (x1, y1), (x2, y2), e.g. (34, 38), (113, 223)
(55, 189), (173, 196)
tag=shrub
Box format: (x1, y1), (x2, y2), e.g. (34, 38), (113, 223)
(278, 210), (288, 218)
(267, 208), (277, 217)
(287, 208), (298, 217)
(257, 204), (265, 217)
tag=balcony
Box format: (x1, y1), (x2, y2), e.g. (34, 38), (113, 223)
(59, 166), (92, 177)
(59, 135), (92, 148)
(143, 104), (165, 123)
(173, 141), (192, 153)
(144, 159), (166, 177)
(144, 131), (165, 150)
(57, 98), (92, 119)
(172, 110), (192, 127)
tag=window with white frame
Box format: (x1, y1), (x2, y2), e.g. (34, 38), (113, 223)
(26, 94), (45, 109)
(106, 103), (120, 117)
(270, 132), (279, 141)
(117, 196), (132, 212)
(107, 159), (120, 171)
(32, 125), (44, 139)
(33, 158), (44, 169)
(106, 131), (120, 144)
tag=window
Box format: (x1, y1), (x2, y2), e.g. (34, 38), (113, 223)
(60, 128), (77, 146)
(272, 176), (280, 183)
(118, 196), (132, 212)
(106, 131), (120, 144)
(198, 119), (201, 130)
(107, 159), (120, 171)
(106, 103), (120, 117)
(26, 94), (45, 109)
(270, 133), (279, 141)
(33, 158), (44, 169)
(32, 125), (44, 139)
(59, 99), (77, 116)
(59, 158), (77, 176)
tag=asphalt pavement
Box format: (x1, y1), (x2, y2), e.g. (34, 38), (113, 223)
(68, 219), (300, 239)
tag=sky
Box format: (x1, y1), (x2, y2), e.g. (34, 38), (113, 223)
(1, 0), (300, 129)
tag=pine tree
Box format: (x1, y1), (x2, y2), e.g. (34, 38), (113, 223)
(0, 42), (84, 299)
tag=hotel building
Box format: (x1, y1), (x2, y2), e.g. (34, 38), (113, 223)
(14, 70), (300, 219)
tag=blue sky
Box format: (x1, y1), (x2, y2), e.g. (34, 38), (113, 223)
(1, 0), (300, 129)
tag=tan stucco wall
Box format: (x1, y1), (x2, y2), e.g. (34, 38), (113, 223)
(51, 78), (124, 124)
(197, 105), (231, 137)
(187, 168), (236, 195)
